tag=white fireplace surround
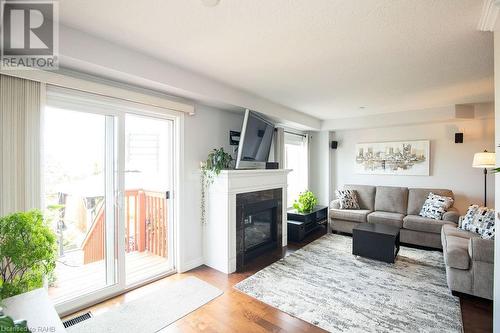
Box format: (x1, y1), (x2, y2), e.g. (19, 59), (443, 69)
(203, 169), (290, 274)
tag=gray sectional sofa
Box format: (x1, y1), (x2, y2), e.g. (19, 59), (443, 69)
(441, 224), (494, 299)
(330, 184), (494, 300)
(330, 185), (460, 249)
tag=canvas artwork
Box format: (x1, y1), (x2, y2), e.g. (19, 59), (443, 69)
(355, 140), (430, 176)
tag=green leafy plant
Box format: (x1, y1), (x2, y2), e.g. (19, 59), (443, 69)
(0, 210), (57, 299)
(293, 190), (318, 213)
(200, 148), (233, 224)
(0, 309), (30, 332)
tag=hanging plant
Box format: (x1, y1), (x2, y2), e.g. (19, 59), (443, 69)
(200, 148), (233, 224)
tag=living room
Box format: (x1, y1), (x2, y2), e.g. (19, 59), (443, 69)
(0, 1), (498, 332)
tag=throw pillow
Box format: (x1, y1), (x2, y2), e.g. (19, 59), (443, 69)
(460, 205), (495, 240)
(419, 192), (454, 220)
(335, 189), (360, 210)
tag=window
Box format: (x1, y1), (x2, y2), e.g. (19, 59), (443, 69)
(284, 132), (309, 208)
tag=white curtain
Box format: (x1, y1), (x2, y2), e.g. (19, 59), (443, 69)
(0, 74), (42, 216)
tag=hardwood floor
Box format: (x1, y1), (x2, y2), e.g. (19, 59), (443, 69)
(66, 227), (492, 332)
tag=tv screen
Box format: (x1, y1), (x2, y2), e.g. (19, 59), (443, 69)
(236, 110), (274, 169)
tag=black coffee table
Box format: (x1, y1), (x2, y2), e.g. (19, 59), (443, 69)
(352, 223), (400, 263)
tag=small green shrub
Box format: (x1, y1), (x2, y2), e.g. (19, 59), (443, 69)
(293, 190), (318, 213)
(0, 210), (57, 299)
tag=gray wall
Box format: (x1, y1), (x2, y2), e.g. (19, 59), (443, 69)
(182, 105), (243, 270)
(308, 131), (334, 206)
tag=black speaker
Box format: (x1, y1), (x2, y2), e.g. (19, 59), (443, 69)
(331, 141), (338, 149)
(455, 133), (463, 144)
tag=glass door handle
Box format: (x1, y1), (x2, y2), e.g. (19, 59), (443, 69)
(115, 190), (124, 209)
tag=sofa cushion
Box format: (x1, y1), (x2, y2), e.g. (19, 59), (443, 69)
(374, 186), (408, 214)
(342, 185), (376, 211)
(335, 189), (360, 209)
(407, 188), (454, 215)
(403, 215), (455, 234)
(330, 209), (371, 223)
(367, 211), (404, 228)
(443, 236), (470, 270)
(442, 223), (479, 240)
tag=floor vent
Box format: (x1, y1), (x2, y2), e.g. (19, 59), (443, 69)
(63, 312), (92, 328)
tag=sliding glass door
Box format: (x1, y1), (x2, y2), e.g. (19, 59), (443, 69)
(44, 106), (118, 306)
(124, 114), (174, 285)
(43, 88), (177, 314)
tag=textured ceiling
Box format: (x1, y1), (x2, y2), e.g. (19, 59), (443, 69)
(58, 0), (493, 120)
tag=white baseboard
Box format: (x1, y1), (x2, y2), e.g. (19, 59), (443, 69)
(178, 257), (204, 273)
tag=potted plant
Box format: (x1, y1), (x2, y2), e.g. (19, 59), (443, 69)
(293, 190), (318, 213)
(0, 210), (57, 299)
(0, 309), (30, 332)
(200, 148), (233, 224)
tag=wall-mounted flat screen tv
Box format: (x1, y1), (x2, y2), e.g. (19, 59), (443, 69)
(235, 110), (274, 169)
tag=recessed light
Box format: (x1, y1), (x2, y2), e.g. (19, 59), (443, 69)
(201, 0), (220, 7)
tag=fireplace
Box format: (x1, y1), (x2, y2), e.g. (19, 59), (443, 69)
(236, 188), (282, 271)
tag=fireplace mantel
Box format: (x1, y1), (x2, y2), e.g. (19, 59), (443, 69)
(203, 169), (290, 274)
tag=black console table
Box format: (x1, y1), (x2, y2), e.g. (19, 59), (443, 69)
(287, 205), (328, 242)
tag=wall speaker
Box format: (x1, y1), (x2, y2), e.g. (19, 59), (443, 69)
(331, 141), (338, 149)
(455, 133), (463, 144)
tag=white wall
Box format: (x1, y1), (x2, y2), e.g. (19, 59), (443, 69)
(308, 131), (334, 206)
(58, 25), (321, 130)
(332, 119), (495, 213)
(180, 105), (243, 271)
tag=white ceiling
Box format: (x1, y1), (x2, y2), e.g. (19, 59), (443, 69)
(58, 0), (493, 120)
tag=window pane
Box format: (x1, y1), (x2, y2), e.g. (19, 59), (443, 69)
(44, 106), (114, 303)
(284, 133), (308, 208)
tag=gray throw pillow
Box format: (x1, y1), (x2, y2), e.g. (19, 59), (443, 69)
(419, 192), (454, 220)
(335, 189), (360, 210)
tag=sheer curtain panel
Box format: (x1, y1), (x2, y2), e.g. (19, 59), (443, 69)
(0, 74), (42, 215)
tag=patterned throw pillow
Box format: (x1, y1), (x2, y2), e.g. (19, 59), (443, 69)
(419, 192), (454, 220)
(335, 189), (360, 210)
(460, 205), (495, 240)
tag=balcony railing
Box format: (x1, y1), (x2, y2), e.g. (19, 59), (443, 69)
(81, 189), (167, 264)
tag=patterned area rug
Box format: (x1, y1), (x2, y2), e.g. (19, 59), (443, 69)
(235, 234), (462, 333)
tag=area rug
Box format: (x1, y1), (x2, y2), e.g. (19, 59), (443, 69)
(67, 277), (223, 333)
(235, 234), (462, 333)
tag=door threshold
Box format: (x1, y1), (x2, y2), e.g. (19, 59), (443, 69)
(59, 269), (176, 318)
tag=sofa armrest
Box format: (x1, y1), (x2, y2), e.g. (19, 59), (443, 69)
(330, 199), (340, 210)
(443, 207), (460, 223)
(468, 237), (494, 264)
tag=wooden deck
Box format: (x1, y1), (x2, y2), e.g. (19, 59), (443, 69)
(49, 250), (169, 303)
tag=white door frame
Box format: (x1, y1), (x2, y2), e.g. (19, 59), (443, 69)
(47, 92), (183, 317)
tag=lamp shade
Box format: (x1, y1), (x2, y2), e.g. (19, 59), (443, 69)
(472, 151), (496, 168)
